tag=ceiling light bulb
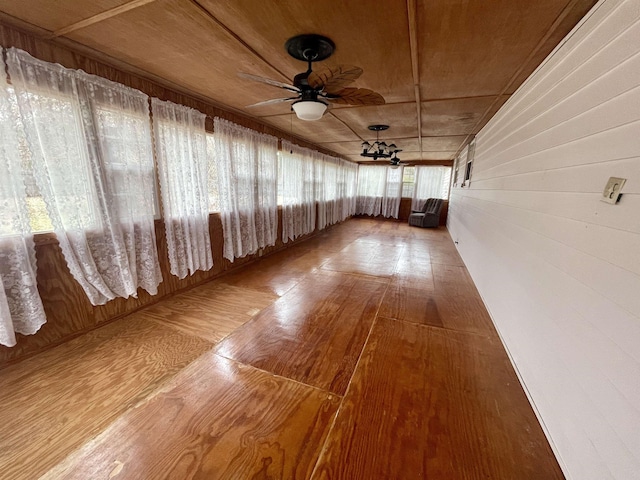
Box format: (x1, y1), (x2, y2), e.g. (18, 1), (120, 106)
(292, 100), (327, 121)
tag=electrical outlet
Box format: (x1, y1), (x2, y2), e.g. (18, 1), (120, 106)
(601, 177), (626, 204)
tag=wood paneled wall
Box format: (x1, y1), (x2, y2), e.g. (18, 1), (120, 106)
(447, 1), (639, 478)
(0, 211), (321, 365)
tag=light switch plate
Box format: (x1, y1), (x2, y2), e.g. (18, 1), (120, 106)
(601, 177), (626, 204)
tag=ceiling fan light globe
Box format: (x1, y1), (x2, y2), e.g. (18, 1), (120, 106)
(292, 100), (327, 121)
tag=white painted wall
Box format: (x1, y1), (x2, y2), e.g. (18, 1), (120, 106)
(447, 1), (640, 478)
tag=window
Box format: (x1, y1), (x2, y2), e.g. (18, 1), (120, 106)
(411, 166), (452, 210)
(452, 146), (467, 188)
(462, 138), (476, 187)
(4, 83), (161, 232)
(279, 141), (317, 241)
(402, 166), (415, 197)
(95, 104), (160, 221)
(356, 165), (403, 218)
(7, 86), (57, 233)
(7, 46), (162, 306)
(213, 117), (278, 259)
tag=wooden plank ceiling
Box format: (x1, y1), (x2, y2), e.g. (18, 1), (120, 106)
(0, 0), (597, 164)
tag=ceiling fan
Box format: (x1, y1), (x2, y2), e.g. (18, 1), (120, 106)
(389, 157), (410, 168)
(360, 125), (402, 161)
(239, 34), (385, 121)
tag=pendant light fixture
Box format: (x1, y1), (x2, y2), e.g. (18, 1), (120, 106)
(360, 125), (402, 160)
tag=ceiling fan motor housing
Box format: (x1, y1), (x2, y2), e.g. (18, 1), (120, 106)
(285, 34), (335, 63)
(241, 34), (384, 120)
(298, 88), (325, 103)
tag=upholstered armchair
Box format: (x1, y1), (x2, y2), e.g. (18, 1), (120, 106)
(408, 198), (444, 228)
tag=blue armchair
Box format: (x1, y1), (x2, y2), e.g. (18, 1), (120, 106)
(408, 198), (443, 228)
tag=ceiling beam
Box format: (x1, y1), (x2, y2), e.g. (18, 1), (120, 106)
(187, 0), (291, 83)
(48, 0), (158, 39)
(406, 0), (422, 158)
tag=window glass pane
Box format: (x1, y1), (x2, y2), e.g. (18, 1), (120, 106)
(96, 105), (158, 220)
(402, 166), (415, 183)
(401, 166), (415, 198)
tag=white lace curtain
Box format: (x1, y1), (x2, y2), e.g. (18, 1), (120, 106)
(213, 118), (278, 261)
(8, 48), (162, 306)
(412, 166), (452, 210)
(356, 165), (385, 216)
(356, 164), (401, 218)
(381, 166), (404, 219)
(344, 162), (358, 219)
(0, 69), (47, 347)
(152, 99), (213, 278)
(280, 141), (316, 242)
(315, 155), (356, 228)
(314, 151), (330, 231)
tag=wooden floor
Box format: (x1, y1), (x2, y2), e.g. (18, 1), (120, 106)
(0, 218), (564, 480)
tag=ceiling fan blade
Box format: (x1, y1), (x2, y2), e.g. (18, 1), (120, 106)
(326, 88), (385, 106)
(238, 72), (300, 93)
(245, 97), (299, 108)
(308, 65), (363, 93)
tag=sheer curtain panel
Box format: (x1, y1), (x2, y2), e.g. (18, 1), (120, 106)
(314, 154), (327, 231)
(355, 165), (386, 216)
(279, 141), (316, 242)
(356, 165), (404, 218)
(381, 166), (404, 218)
(412, 166), (452, 210)
(312, 153), (355, 229)
(338, 158), (356, 223)
(344, 162), (358, 219)
(0, 69), (47, 347)
(213, 118), (278, 261)
(152, 99), (213, 278)
(8, 48), (162, 306)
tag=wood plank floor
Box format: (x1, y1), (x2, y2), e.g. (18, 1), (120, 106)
(0, 218), (564, 479)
